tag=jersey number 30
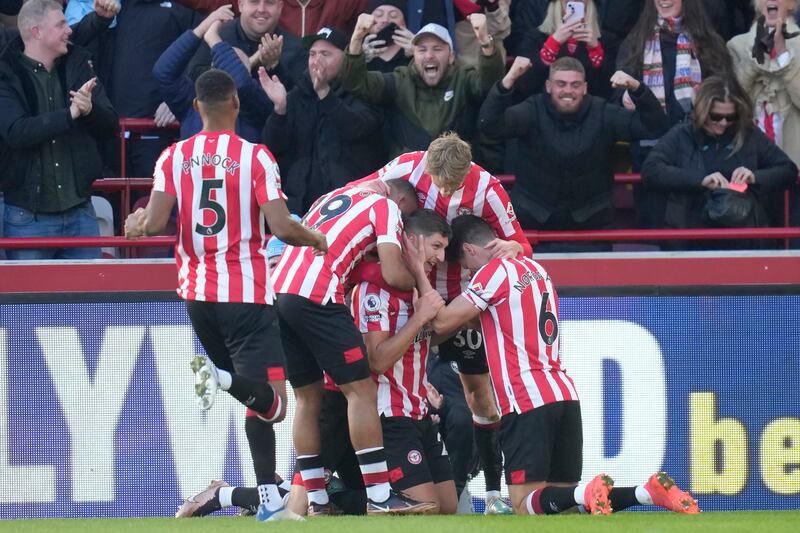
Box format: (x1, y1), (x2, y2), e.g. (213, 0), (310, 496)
(195, 179), (226, 237)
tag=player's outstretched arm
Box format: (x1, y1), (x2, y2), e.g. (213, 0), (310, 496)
(376, 242), (416, 291)
(261, 199), (327, 254)
(431, 295), (482, 337)
(124, 191), (176, 238)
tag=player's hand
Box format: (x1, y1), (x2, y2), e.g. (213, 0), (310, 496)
(701, 172), (729, 190)
(426, 383), (444, 410)
(731, 166), (755, 185)
(502, 56), (532, 90)
(359, 179), (391, 197)
(153, 101), (177, 127)
(93, 0), (120, 19)
(485, 238), (522, 259)
(413, 288), (445, 323)
(311, 230), (328, 255)
(610, 70), (641, 91)
(258, 67), (287, 114)
(124, 208), (147, 239)
(402, 233), (426, 275)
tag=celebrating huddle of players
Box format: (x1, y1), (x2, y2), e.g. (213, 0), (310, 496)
(126, 69), (700, 522)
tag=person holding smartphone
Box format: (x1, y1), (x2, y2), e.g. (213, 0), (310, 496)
(515, 0), (612, 98)
(361, 1), (416, 73)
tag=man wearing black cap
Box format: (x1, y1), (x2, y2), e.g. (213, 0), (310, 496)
(260, 26), (385, 213)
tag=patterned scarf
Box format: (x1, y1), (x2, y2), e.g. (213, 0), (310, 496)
(642, 17), (702, 113)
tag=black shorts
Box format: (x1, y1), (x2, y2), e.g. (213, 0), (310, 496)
(437, 328), (489, 375)
(319, 389), (363, 490)
(500, 400), (583, 485)
(382, 415), (454, 491)
(185, 300), (285, 382)
(276, 294), (370, 388)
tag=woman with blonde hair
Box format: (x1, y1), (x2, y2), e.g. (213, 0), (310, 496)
(641, 76), (797, 249)
(516, 0), (612, 97)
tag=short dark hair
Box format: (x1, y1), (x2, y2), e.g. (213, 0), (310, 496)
(549, 56), (586, 78)
(386, 178), (417, 203)
(195, 69), (236, 105)
(446, 215), (495, 262)
(404, 209), (451, 240)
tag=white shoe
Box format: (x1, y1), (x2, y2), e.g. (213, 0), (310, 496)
(175, 479), (228, 517)
(190, 355), (218, 411)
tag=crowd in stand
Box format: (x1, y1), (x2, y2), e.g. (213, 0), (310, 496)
(0, 0), (799, 260)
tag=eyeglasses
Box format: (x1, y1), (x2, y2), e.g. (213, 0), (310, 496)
(708, 112), (738, 123)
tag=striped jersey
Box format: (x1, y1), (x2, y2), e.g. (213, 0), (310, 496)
(351, 281), (431, 419)
(152, 130), (285, 304)
(272, 186), (403, 305)
(365, 151), (532, 300)
(461, 256), (578, 416)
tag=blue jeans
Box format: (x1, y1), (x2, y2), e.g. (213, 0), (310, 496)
(3, 203), (102, 260)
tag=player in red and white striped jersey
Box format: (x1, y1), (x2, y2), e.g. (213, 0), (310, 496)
(430, 215), (700, 517)
(355, 133), (519, 510)
(273, 179), (437, 515)
(351, 209), (456, 514)
(124, 69), (327, 521)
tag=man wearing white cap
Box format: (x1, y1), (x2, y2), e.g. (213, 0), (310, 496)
(339, 12), (505, 171)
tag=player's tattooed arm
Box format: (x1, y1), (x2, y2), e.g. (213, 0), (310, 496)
(124, 191), (176, 238)
(261, 199), (328, 254)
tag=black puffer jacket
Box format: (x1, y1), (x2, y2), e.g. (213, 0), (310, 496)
(479, 80), (668, 229)
(262, 73), (384, 214)
(0, 38), (118, 211)
(641, 122), (797, 231)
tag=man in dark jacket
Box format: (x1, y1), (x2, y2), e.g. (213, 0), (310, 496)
(188, 0), (307, 94)
(341, 12), (505, 171)
(0, 0), (118, 260)
(260, 27), (384, 214)
(478, 56), (668, 252)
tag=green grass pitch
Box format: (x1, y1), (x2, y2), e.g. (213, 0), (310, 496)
(2, 512), (799, 533)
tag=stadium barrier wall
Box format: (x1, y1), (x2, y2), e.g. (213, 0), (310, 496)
(0, 254), (798, 517)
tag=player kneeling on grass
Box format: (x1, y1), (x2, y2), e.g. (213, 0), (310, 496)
(428, 215), (700, 516)
(351, 209), (458, 514)
(125, 69), (327, 521)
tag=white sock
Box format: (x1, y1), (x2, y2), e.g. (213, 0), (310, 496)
(218, 486), (234, 508)
(258, 483), (283, 511)
(486, 490), (501, 502)
(635, 485), (653, 505)
(574, 484), (586, 506)
(217, 369), (232, 390)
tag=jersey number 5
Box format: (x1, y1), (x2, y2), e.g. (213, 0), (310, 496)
(195, 179), (226, 237)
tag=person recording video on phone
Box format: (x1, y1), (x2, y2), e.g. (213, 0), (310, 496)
(515, 0), (613, 98)
(361, 1), (415, 73)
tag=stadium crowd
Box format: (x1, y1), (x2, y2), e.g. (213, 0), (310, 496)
(1, 0), (800, 521)
(0, 0), (799, 258)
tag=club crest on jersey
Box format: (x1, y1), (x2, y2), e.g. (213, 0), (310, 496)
(417, 191), (427, 204)
(506, 202), (516, 221)
(407, 450), (422, 465)
(456, 207), (473, 216)
(364, 294), (382, 313)
(471, 282), (484, 293)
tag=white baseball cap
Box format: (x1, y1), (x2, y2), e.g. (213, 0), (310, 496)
(412, 23), (453, 49)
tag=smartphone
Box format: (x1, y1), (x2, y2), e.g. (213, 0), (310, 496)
(375, 22), (399, 44)
(563, 1), (585, 25)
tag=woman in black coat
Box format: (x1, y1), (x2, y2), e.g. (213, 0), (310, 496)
(641, 76), (797, 250)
